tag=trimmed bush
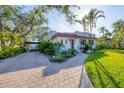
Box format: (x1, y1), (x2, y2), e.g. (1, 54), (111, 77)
(0, 47), (25, 59)
(53, 55), (64, 62)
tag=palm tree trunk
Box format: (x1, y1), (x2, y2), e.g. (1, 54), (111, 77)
(89, 24), (92, 37)
(84, 30), (85, 36)
(0, 18), (4, 50)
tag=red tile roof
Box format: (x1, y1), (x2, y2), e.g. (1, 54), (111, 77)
(51, 32), (97, 39)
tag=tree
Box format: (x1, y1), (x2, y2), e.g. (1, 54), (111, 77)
(76, 8), (105, 37)
(0, 6), (15, 49)
(112, 19), (124, 49)
(87, 8), (105, 36)
(75, 15), (88, 36)
(97, 27), (112, 49)
(14, 5), (79, 37)
(0, 5), (80, 51)
(98, 26), (111, 37)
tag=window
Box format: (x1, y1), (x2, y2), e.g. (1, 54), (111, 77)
(61, 39), (63, 44)
(80, 39), (86, 45)
(89, 40), (94, 45)
(65, 39), (68, 44)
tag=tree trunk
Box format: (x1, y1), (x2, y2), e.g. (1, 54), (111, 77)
(0, 17), (4, 50)
(21, 24), (34, 37)
(89, 24), (92, 37)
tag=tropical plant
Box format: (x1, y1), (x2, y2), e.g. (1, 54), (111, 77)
(54, 41), (65, 55)
(63, 49), (77, 57)
(112, 19), (124, 49)
(75, 15), (88, 36)
(97, 27), (112, 49)
(87, 8), (105, 36)
(98, 26), (112, 37)
(76, 8), (105, 36)
(83, 43), (91, 52)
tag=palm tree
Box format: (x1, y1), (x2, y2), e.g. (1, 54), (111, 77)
(75, 15), (88, 36)
(97, 27), (112, 49)
(98, 26), (110, 37)
(75, 8), (105, 37)
(81, 15), (89, 36)
(86, 8), (105, 36)
(112, 19), (124, 48)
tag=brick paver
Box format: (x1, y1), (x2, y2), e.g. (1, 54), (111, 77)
(0, 52), (88, 88)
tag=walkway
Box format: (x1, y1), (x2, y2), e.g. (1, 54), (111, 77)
(0, 52), (88, 88)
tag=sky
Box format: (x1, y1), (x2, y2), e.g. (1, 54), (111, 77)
(24, 5), (124, 37)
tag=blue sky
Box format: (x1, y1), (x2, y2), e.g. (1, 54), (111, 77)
(24, 5), (124, 37)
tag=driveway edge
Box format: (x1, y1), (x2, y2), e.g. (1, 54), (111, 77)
(80, 66), (94, 88)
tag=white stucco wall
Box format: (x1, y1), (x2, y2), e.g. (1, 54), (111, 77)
(74, 39), (81, 52)
(52, 37), (70, 51)
(52, 37), (82, 52)
(52, 37), (96, 52)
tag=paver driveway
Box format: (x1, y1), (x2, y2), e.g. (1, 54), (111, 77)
(0, 52), (88, 88)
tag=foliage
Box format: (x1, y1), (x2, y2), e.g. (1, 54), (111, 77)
(54, 41), (64, 55)
(0, 47), (25, 59)
(97, 19), (124, 50)
(39, 40), (50, 53)
(44, 44), (55, 55)
(97, 27), (112, 49)
(85, 50), (124, 88)
(112, 19), (124, 49)
(53, 55), (64, 62)
(82, 44), (91, 52)
(76, 8), (105, 36)
(0, 5), (79, 51)
(97, 38), (111, 49)
(62, 49), (77, 57)
(52, 49), (77, 62)
(39, 40), (55, 55)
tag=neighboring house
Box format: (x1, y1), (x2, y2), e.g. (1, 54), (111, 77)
(47, 31), (97, 52)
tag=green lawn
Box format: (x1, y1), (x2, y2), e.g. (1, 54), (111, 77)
(85, 49), (124, 88)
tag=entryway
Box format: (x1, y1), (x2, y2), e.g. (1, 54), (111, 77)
(70, 39), (74, 49)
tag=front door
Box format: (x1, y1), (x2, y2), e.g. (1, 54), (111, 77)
(70, 39), (74, 49)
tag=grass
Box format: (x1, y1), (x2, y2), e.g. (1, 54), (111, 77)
(85, 49), (124, 88)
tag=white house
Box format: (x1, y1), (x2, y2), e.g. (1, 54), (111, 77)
(25, 29), (97, 52)
(44, 31), (97, 52)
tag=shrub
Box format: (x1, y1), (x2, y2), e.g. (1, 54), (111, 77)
(0, 47), (25, 59)
(39, 40), (55, 55)
(44, 46), (55, 55)
(39, 40), (50, 53)
(63, 49), (77, 58)
(53, 55), (64, 62)
(83, 44), (91, 52)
